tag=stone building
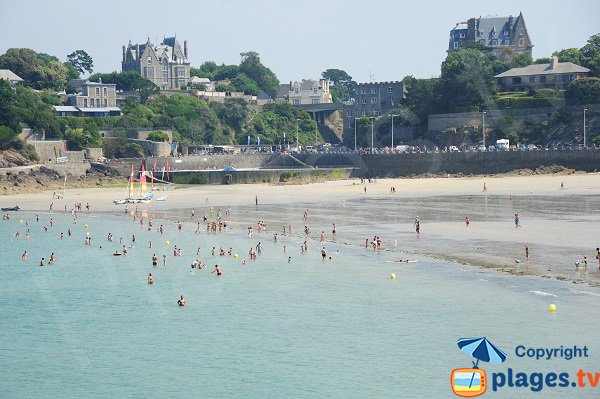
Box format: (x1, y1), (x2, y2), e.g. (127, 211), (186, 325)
(495, 56), (590, 92)
(277, 79), (332, 105)
(449, 12), (533, 58)
(54, 81), (121, 117)
(122, 37), (190, 90)
(342, 80), (406, 147)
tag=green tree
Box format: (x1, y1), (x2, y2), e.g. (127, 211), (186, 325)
(553, 48), (584, 65)
(66, 50), (94, 75)
(438, 48), (496, 113)
(322, 68), (356, 102)
(191, 61), (219, 79)
(232, 73), (260, 95)
(64, 127), (102, 150)
(239, 51), (279, 98)
(581, 33), (600, 77)
(402, 76), (440, 133)
(0, 48), (69, 90)
(146, 131), (169, 142)
(565, 77), (600, 105)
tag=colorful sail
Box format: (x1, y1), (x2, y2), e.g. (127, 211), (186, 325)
(140, 164), (147, 194)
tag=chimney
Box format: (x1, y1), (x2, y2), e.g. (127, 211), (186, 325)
(184, 40), (188, 59)
(136, 44), (140, 60)
(122, 45), (126, 63)
(550, 56), (558, 69)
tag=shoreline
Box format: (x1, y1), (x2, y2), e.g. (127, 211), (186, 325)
(5, 173), (600, 287)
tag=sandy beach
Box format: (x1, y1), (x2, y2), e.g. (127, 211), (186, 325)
(4, 173), (600, 285)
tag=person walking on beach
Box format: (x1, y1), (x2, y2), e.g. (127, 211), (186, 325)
(332, 223), (336, 239)
(561, 181), (564, 190)
(414, 216), (420, 235)
(465, 217), (470, 228)
(525, 245), (529, 261)
(255, 196), (258, 206)
(483, 183), (487, 192)
(596, 247), (600, 269)
(514, 213), (521, 228)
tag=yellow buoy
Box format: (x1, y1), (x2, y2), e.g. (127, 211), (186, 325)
(389, 273), (396, 280)
(166, 241), (170, 246)
(84, 224), (89, 229)
(233, 253), (238, 259)
(86, 232), (90, 236)
(548, 304), (556, 313)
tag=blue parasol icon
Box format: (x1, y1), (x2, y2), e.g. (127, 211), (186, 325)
(457, 337), (507, 388)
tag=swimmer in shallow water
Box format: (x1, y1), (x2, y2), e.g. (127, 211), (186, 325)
(148, 273), (153, 285)
(177, 295), (185, 307)
(211, 265), (222, 276)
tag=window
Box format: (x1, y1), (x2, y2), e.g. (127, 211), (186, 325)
(491, 39), (498, 46)
(95, 87), (100, 95)
(539, 75), (546, 83)
(459, 32), (465, 38)
(144, 67), (154, 77)
(313, 87), (318, 94)
(387, 87), (392, 94)
(346, 110), (352, 117)
(312, 99), (320, 104)
(360, 87), (366, 94)
(104, 99), (108, 107)
(479, 39), (486, 45)
(512, 77), (522, 84)
(371, 97), (378, 104)
(529, 76), (536, 83)
(84, 98), (87, 107)
(453, 41), (459, 49)
(348, 121), (352, 129)
(96, 99), (100, 107)
(519, 38), (525, 47)
(147, 56), (152, 65)
(103, 87), (107, 95)
(370, 88), (376, 94)
(163, 72), (168, 83)
(361, 98), (366, 104)
(294, 88), (299, 94)
(293, 99), (300, 105)
(361, 110), (366, 116)
(176, 68), (185, 78)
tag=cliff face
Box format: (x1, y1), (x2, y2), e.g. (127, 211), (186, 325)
(0, 150), (36, 168)
(427, 105), (600, 147)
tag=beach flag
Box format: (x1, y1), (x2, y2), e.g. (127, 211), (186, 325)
(140, 164), (147, 194)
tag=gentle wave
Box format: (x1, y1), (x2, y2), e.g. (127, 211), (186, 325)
(569, 289), (600, 297)
(529, 290), (558, 297)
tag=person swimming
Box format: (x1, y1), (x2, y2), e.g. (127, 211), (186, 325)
(148, 273), (153, 285)
(177, 295), (186, 307)
(211, 265), (222, 276)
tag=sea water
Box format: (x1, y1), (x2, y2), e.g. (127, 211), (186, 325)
(0, 212), (598, 398)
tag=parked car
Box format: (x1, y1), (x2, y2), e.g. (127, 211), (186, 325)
(477, 145), (486, 152)
(488, 145), (496, 152)
(518, 144), (527, 151)
(448, 146), (460, 152)
(509, 145), (518, 151)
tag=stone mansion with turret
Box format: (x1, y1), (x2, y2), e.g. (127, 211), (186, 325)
(122, 37), (190, 90)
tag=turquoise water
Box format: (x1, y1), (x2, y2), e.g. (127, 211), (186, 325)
(0, 212), (598, 398)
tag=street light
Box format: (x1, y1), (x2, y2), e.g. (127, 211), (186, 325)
(391, 114), (399, 150)
(314, 119), (318, 145)
(354, 117), (361, 152)
(370, 116), (375, 154)
(296, 119), (300, 150)
(482, 111), (487, 148)
(583, 108), (588, 148)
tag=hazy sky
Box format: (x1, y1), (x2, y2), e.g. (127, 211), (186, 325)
(1, 0), (598, 83)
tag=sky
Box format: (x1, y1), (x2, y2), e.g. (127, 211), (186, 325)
(1, 0), (598, 83)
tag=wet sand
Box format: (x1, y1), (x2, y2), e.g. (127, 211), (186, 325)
(5, 174), (600, 286)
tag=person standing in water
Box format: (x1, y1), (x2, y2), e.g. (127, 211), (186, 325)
(177, 295), (185, 306)
(148, 273), (153, 285)
(211, 265), (222, 276)
(525, 244), (529, 261)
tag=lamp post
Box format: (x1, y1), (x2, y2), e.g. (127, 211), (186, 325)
(314, 119), (318, 145)
(482, 111), (487, 148)
(354, 117), (361, 152)
(370, 116), (375, 154)
(583, 108), (587, 148)
(391, 114), (399, 150)
(296, 119), (300, 150)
